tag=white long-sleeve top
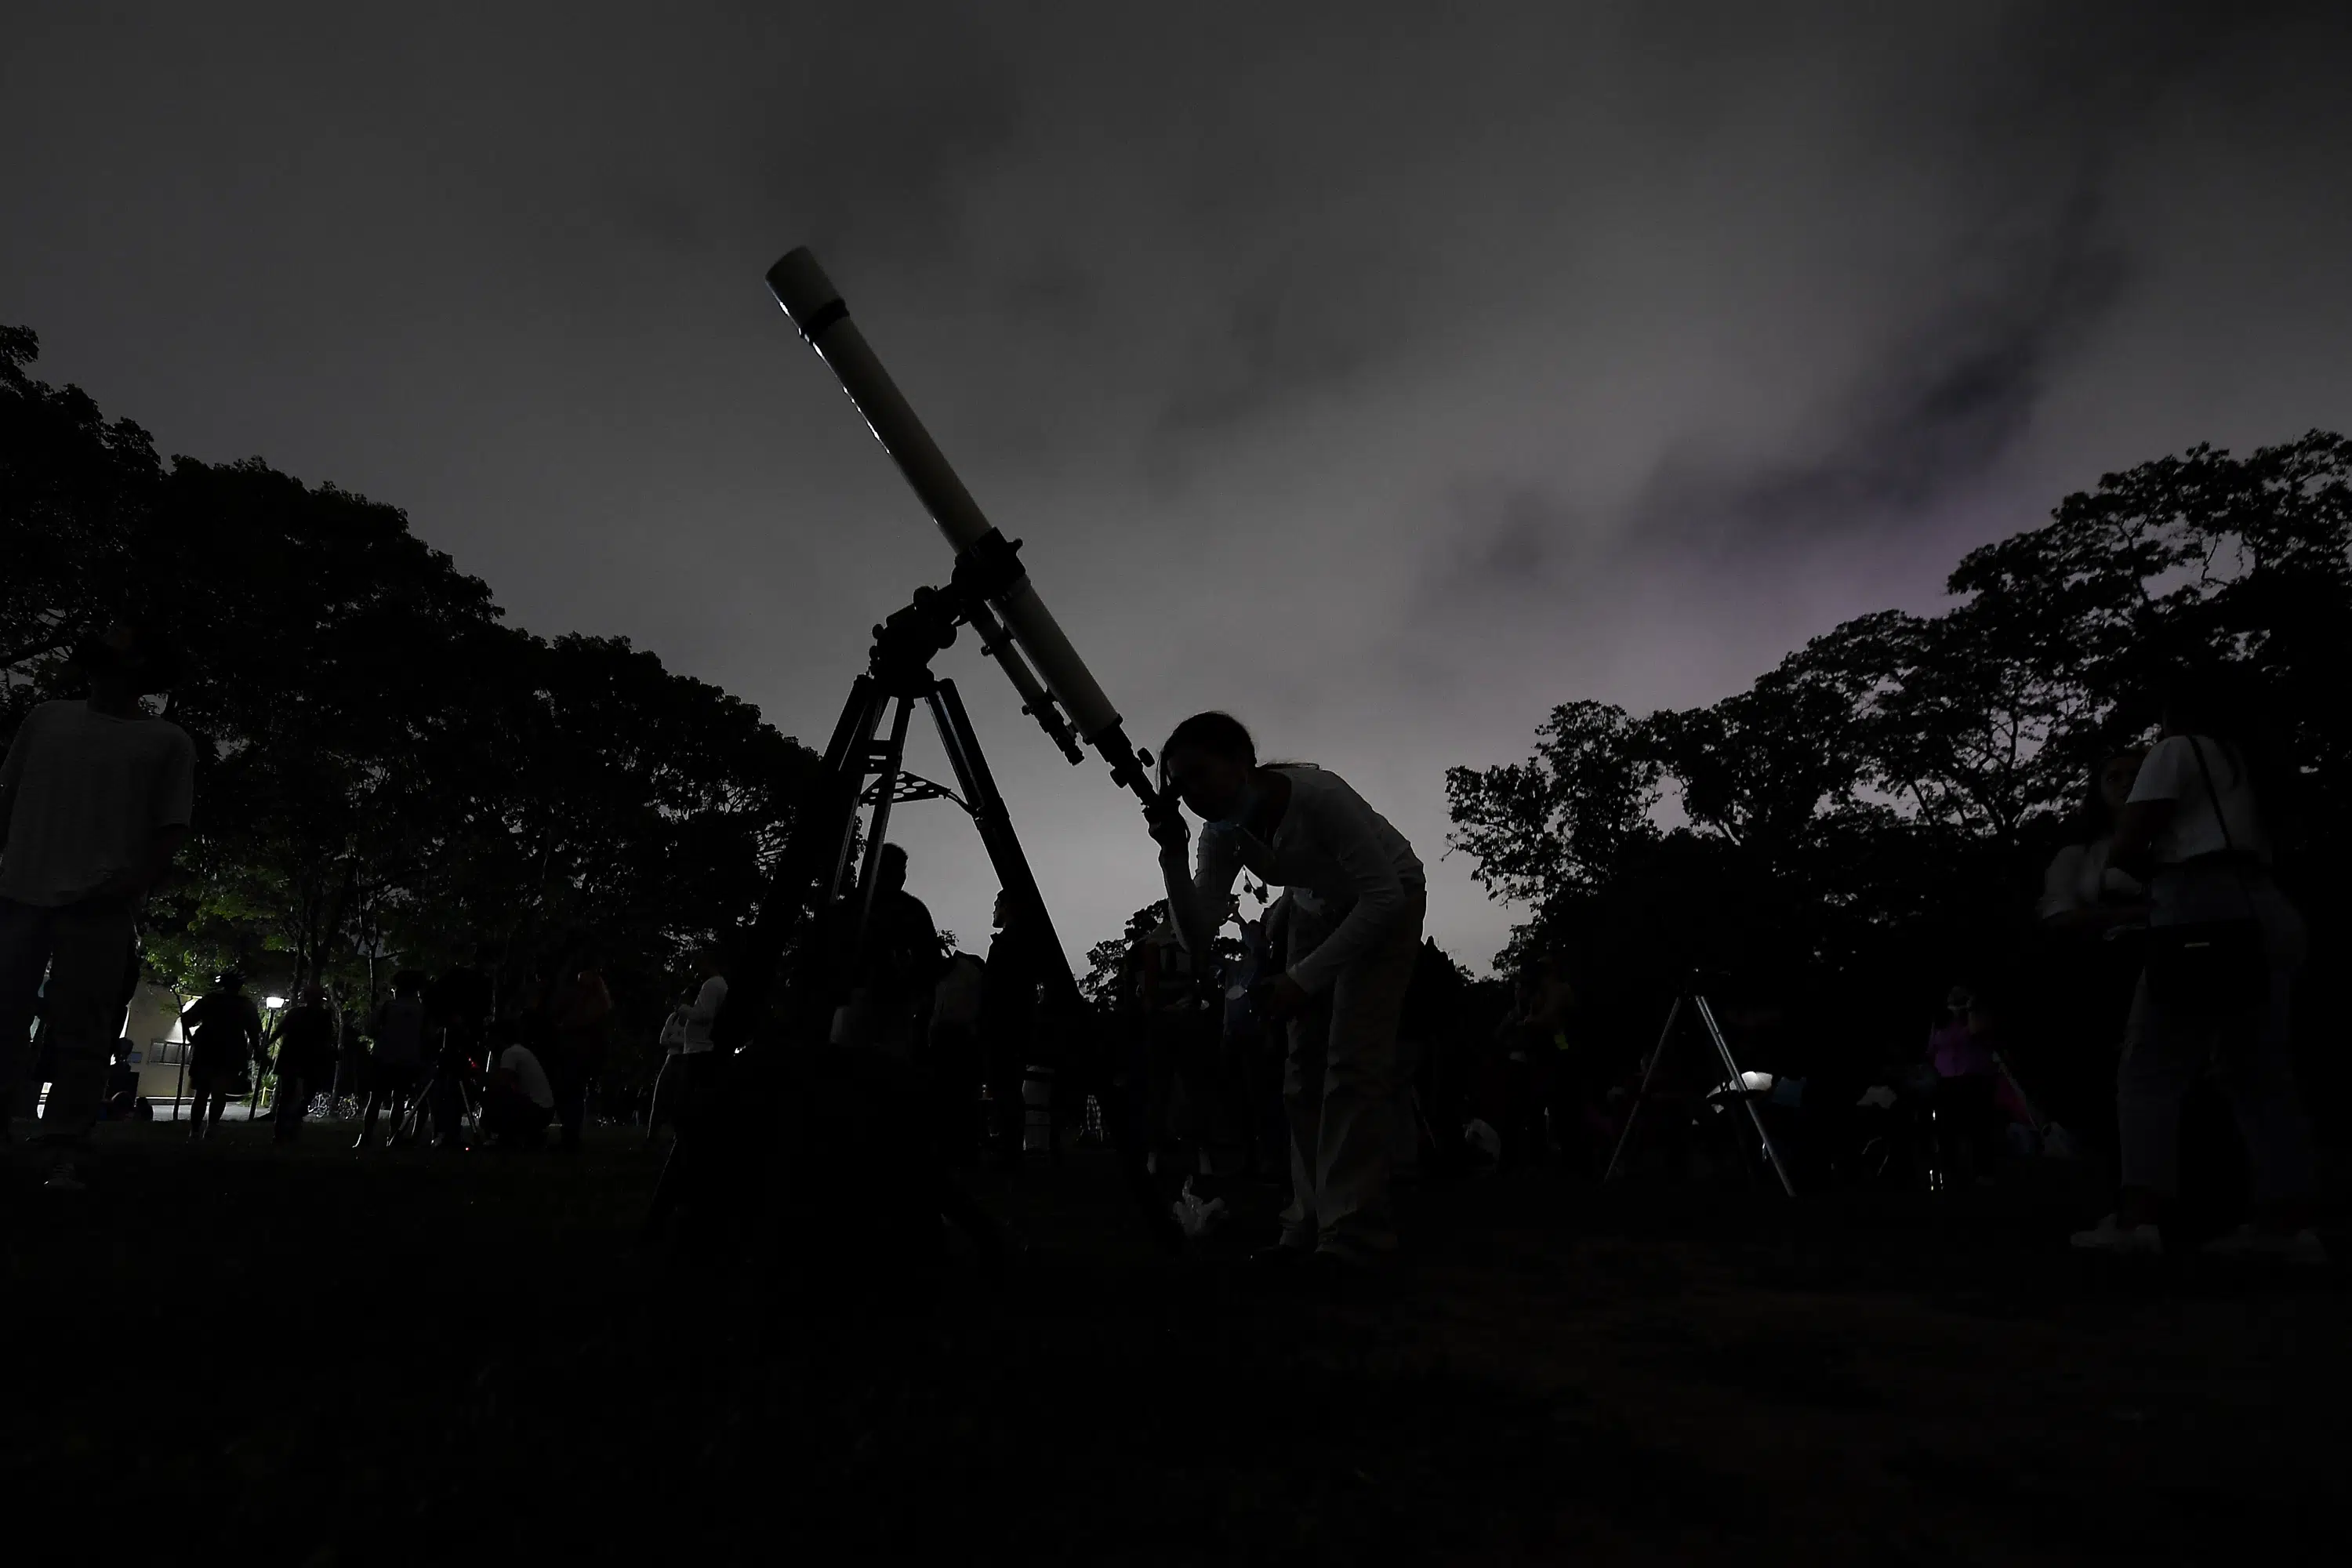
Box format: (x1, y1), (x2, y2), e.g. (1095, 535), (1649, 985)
(680, 976), (728, 1054)
(1160, 765), (1423, 995)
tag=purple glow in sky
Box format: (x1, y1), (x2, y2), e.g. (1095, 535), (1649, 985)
(5, 2), (2350, 970)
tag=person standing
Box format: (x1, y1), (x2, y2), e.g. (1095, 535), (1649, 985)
(675, 948), (728, 1123)
(0, 624), (194, 1187)
(270, 984), (336, 1144)
(1924, 985), (2002, 1186)
(644, 989), (692, 1146)
(2031, 751), (2148, 1166)
(332, 1012), (368, 1112)
(181, 971), (265, 1141)
(927, 944), (987, 1165)
(1138, 912), (1210, 1179)
(547, 958), (614, 1152)
(425, 955), (494, 1150)
(978, 891), (1046, 1171)
(1491, 956), (1576, 1172)
(1152, 713), (1425, 1269)
(843, 845), (946, 1058)
(2074, 673), (2321, 1261)
(354, 971), (429, 1149)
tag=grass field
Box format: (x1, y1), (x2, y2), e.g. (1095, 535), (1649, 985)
(6, 1120), (2345, 1564)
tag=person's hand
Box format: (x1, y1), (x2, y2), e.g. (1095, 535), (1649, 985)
(1145, 795), (1191, 858)
(1253, 974), (1309, 1022)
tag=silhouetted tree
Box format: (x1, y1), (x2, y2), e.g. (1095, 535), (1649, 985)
(1450, 431), (2352, 1059)
(2, 326), (821, 1051)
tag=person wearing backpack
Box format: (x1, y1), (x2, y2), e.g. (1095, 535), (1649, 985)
(2071, 671), (2320, 1262)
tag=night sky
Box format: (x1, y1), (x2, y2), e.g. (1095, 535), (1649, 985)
(6, 2), (2350, 971)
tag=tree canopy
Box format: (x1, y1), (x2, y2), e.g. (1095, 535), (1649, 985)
(1446, 432), (2352, 1058)
(3, 328), (819, 1076)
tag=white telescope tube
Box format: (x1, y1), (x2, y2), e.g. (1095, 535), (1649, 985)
(766, 248), (1123, 746)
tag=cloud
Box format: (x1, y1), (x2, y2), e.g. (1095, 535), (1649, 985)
(5, 0), (2349, 976)
(1624, 172), (2133, 555)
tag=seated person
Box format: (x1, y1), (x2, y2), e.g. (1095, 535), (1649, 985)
(481, 1040), (557, 1147)
(1925, 985), (2003, 1183)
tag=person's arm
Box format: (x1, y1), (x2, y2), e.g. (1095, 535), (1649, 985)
(1283, 786), (1413, 996)
(1157, 818), (1240, 963)
(683, 978), (727, 1025)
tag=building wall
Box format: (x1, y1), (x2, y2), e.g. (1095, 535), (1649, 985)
(125, 980), (190, 1103)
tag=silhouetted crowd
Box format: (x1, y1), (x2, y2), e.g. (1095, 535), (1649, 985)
(1, 625), (2328, 1266)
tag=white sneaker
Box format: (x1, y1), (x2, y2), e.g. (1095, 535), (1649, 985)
(2201, 1226), (2329, 1266)
(43, 1162), (86, 1192)
(2071, 1214), (2162, 1256)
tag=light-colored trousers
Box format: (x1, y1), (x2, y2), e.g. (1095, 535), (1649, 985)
(1279, 893), (1425, 1260)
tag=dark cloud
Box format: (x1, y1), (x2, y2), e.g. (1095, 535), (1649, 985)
(1628, 173), (2132, 554)
(5, 0), (2348, 971)
(1155, 247), (1386, 437)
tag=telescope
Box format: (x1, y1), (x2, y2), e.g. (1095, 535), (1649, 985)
(764, 248), (1163, 814)
(651, 248), (1183, 1255)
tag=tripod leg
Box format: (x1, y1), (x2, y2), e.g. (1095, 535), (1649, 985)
(926, 680), (1181, 1251)
(1693, 994), (1795, 1198)
(845, 695), (919, 964)
(713, 676), (889, 1053)
(826, 695), (922, 1050)
(1605, 996), (1682, 1183)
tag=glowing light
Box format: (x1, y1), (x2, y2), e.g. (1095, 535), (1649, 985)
(264, 996), (287, 1011)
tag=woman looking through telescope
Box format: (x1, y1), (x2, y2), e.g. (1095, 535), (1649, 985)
(1150, 713), (1425, 1268)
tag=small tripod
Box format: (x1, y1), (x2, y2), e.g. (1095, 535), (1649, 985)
(1604, 984), (1796, 1197)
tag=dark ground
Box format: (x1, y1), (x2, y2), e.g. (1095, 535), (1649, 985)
(5, 1121), (2345, 1566)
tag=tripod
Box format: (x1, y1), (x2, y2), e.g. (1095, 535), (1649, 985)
(1604, 985), (1796, 1197)
(647, 543), (1181, 1251)
(647, 246), (1202, 1255)
(395, 1032), (482, 1149)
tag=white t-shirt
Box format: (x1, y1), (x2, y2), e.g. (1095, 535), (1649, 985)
(680, 975), (728, 1054)
(0, 699), (196, 907)
(499, 1044), (556, 1109)
(1168, 765), (1424, 995)
(2036, 837), (2144, 920)
(2127, 735), (2269, 866)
